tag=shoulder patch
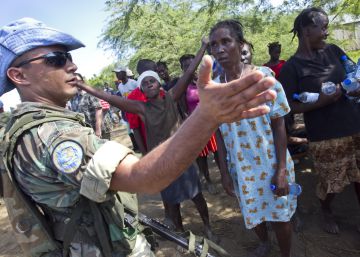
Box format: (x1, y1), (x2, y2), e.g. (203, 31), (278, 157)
(51, 140), (83, 174)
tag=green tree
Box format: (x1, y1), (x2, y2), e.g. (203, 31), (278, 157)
(99, 0), (359, 77)
(101, 1), (224, 76)
(87, 63), (117, 89)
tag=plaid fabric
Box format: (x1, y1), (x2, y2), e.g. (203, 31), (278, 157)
(100, 99), (110, 110)
(199, 133), (218, 157)
(102, 110), (113, 134)
(70, 93), (101, 130)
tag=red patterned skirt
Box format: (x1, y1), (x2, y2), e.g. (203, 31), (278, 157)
(199, 133), (218, 157)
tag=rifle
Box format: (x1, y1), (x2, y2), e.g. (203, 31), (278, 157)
(125, 212), (231, 257)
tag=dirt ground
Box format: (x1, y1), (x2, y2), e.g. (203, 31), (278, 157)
(1, 125), (360, 257)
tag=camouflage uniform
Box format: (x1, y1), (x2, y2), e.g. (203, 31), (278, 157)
(0, 111), (10, 197)
(71, 92), (113, 139)
(101, 108), (114, 140)
(8, 102), (154, 257)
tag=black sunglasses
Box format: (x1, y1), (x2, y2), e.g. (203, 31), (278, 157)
(15, 51), (73, 68)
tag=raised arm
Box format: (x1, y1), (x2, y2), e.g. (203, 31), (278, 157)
(110, 56), (277, 194)
(76, 82), (145, 117)
(169, 37), (209, 102)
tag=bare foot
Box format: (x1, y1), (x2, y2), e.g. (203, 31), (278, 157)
(248, 241), (271, 257)
(322, 210), (339, 234)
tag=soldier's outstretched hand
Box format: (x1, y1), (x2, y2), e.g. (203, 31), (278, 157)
(196, 55), (277, 125)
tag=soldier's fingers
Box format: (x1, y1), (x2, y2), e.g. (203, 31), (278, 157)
(197, 55), (213, 89)
(229, 90), (276, 120)
(224, 71), (273, 98)
(225, 76), (276, 106)
(235, 105), (270, 120)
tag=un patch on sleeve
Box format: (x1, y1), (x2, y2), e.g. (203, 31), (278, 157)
(51, 140), (83, 174)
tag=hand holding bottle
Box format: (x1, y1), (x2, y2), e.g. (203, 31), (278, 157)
(271, 170), (289, 196)
(342, 77), (360, 92)
(321, 82), (337, 95)
(270, 182), (302, 196)
(317, 84), (342, 106)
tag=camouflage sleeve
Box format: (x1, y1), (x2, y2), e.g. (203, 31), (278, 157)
(88, 94), (102, 110)
(80, 141), (133, 202)
(13, 119), (134, 207)
(44, 120), (134, 203)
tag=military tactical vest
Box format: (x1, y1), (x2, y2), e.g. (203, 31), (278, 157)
(0, 108), (142, 257)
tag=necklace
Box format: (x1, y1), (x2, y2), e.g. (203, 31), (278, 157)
(224, 63), (245, 83)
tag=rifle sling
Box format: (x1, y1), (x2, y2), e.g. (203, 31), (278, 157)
(188, 230), (196, 253)
(135, 210), (233, 257)
(206, 238), (231, 257)
(89, 201), (113, 257)
(201, 239), (209, 257)
(62, 197), (87, 257)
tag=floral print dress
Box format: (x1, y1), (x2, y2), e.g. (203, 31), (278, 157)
(216, 67), (297, 229)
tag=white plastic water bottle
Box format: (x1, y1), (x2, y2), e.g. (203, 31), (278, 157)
(341, 78), (360, 92)
(293, 92), (319, 103)
(270, 182), (302, 196)
(341, 55), (356, 74)
(354, 58), (360, 80)
(321, 82), (337, 95)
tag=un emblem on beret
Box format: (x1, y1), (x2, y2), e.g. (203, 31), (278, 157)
(52, 141), (83, 174)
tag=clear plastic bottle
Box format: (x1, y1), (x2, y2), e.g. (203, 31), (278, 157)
(321, 82), (337, 95)
(341, 77), (360, 93)
(341, 55), (356, 74)
(293, 92), (319, 103)
(354, 58), (360, 80)
(270, 182), (302, 196)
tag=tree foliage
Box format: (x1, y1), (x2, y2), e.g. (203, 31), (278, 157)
(93, 0), (360, 83)
(100, 0), (224, 76)
(87, 63), (117, 89)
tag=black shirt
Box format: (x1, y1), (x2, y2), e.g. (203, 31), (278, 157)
(278, 44), (360, 142)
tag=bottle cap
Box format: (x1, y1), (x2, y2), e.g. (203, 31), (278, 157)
(341, 55), (348, 61)
(292, 93), (299, 100)
(296, 185), (302, 195)
(343, 78), (351, 85)
(270, 184), (276, 191)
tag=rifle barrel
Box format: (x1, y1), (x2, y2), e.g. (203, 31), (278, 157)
(137, 213), (215, 257)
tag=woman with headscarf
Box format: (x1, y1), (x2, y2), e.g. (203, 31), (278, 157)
(74, 40), (219, 241)
(278, 7), (360, 234)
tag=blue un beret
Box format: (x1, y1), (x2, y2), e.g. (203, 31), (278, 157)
(0, 17), (85, 96)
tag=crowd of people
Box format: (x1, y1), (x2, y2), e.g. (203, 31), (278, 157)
(0, 6), (359, 257)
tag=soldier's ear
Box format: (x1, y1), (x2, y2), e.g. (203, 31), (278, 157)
(7, 67), (31, 87)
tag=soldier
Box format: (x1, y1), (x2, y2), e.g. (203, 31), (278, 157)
(0, 18), (276, 256)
